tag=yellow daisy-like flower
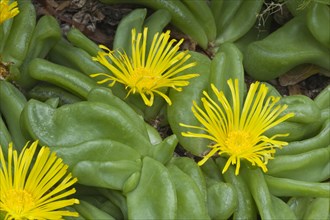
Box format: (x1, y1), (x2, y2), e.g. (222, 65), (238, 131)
(180, 79), (294, 175)
(0, 0), (19, 25)
(0, 141), (79, 219)
(90, 27), (199, 106)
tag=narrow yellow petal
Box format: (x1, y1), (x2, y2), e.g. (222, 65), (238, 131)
(180, 79), (294, 175)
(90, 27), (197, 106)
(0, 141), (79, 219)
(0, 0), (19, 24)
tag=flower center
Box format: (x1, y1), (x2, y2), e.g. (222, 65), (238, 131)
(129, 67), (160, 91)
(225, 130), (252, 154)
(3, 189), (36, 216)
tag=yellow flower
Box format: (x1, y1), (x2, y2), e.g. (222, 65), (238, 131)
(0, 0), (19, 24)
(180, 79), (294, 175)
(0, 141), (79, 219)
(90, 27), (199, 106)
